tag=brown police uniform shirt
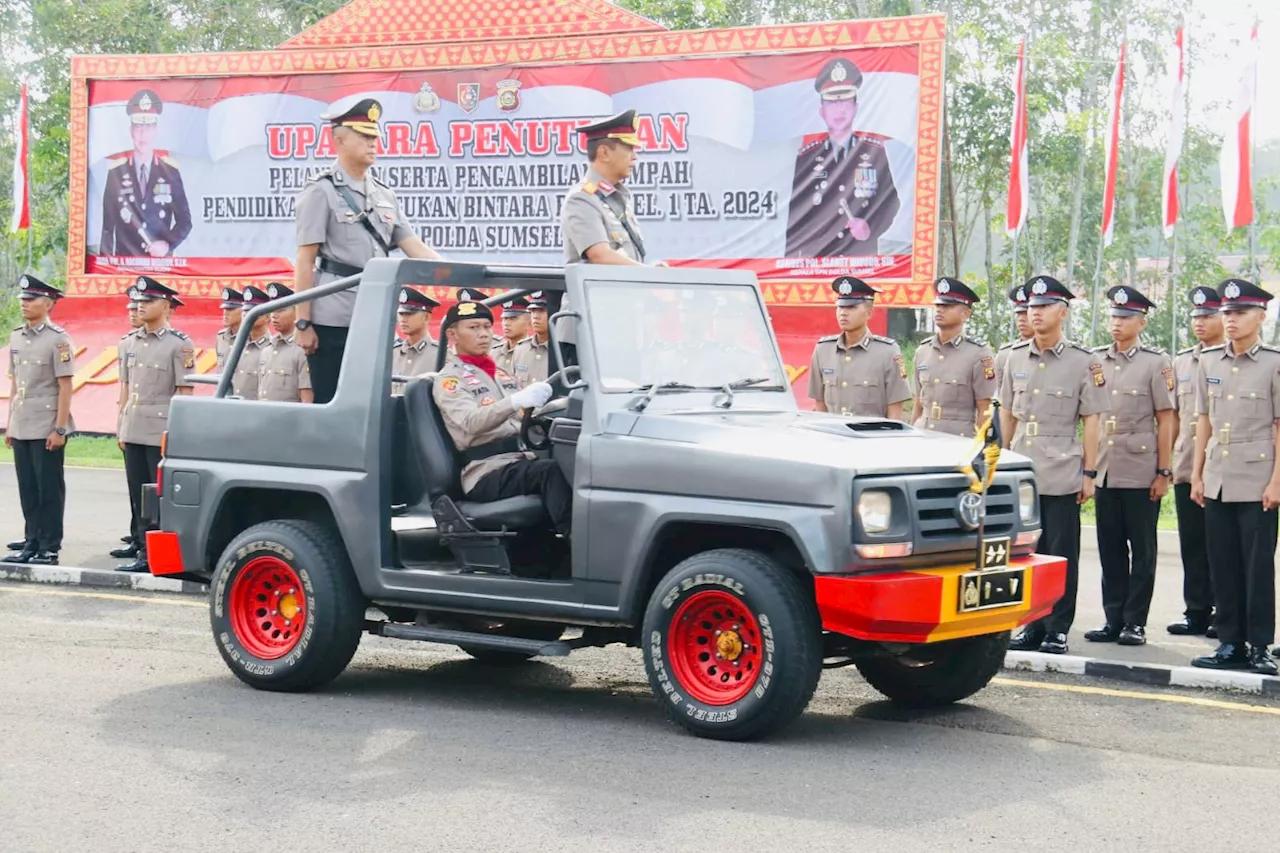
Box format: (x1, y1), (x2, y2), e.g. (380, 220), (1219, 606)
(256, 334), (312, 402)
(1194, 341), (1280, 503)
(807, 331), (912, 417)
(1172, 344), (1207, 484)
(6, 322), (76, 440)
(214, 327), (234, 370)
(998, 338), (1112, 496)
(491, 337), (523, 376)
(912, 334), (997, 436)
(392, 337), (439, 395)
(511, 336), (551, 389)
(994, 340), (1024, 393)
(1095, 343), (1175, 489)
(432, 361), (532, 493)
(118, 326), (194, 446)
(231, 333), (273, 401)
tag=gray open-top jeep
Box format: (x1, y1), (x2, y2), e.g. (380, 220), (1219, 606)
(145, 259), (1066, 741)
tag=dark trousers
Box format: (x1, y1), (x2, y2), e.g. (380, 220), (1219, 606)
(123, 443), (162, 556)
(1173, 482), (1214, 619)
(12, 438), (66, 551)
(307, 324), (349, 405)
(467, 459), (573, 535)
(1095, 485), (1159, 627)
(1028, 494), (1082, 636)
(1203, 498), (1277, 648)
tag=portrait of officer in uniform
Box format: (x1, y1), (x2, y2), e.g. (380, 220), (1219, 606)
(1190, 279), (1280, 676)
(256, 283), (313, 404)
(1168, 285), (1224, 637)
(808, 276), (911, 419)
(911, 277), (996, 437)
(392, 288), (441, 393)
(4, 276), (75, 566)
(1083, 286), (1176, 648)
(98, 89), (192, 258)
(786, 57), (901, 258)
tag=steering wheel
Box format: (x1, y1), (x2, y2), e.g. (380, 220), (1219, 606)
(521, 368), (570, 451)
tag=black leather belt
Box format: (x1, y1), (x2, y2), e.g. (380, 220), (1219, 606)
(315, 256), (363, 278)
(459, 436), (522, 464)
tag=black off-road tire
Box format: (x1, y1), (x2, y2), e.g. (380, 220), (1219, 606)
(210, 519), (365, 692)
(642, 549), (822, 741)
(460, 620), (566, 665)
(855, 630), (1010, 707)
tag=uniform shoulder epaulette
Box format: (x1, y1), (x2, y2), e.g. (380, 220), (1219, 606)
(997, 340), (1015, 350)
(817, 334), (840, 343)
(579, 180), (598, 195)
(1201, 344), (1226, 353)
(1177, 346), (1196, 355)
(12, 324), (22, 332)
(921, 335), (936, 346)
(871, 334), (895, 345)
(106, 151), (131, 167)
(1010, 339), (1033, 350)
(169, 329), (190, 341)
(1091, 344), (1110, 352)
(856, 131), (889, 147)
(799, 135), (825, 155)
(1262, 344), (1280, 354)
(157, 151), (179, 167)
(47, 323), (65, 333)
(964, 335), (988, 347)
(392, 338), (404, 349)
(1140, 345), (1167, 355)
(307, 167), (337, 185)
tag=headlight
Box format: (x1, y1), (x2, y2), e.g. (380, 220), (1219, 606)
(1018, 481), (1036, 522)
(858, 490), (893, 534)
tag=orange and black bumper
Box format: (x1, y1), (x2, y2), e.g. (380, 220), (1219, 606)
(814, 553), (1067, 644)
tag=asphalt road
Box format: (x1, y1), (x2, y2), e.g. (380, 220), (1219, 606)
(3, 463), (1278, 670)
(1, 583), (1277, 851)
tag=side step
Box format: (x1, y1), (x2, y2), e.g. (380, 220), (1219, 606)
(371, 622), (573, 657)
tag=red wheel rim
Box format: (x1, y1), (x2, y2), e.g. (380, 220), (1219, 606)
(228, 556), (308, 661)
(668, 590), (763, 706)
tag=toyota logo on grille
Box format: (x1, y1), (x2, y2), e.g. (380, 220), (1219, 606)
(956, 492), (983, 530)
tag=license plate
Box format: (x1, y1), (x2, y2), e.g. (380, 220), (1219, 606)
(978, 535), (1011, 570)
(958, 568), (1026, 613)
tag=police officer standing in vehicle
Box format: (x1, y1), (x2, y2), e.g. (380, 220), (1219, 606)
(3, 276), (75, 565)
(1000, 276), (1110, 655)
(995, 282), (1034, 389)
(491, 296), (531, 375)
(513, 292), (553, 389)
(392, 288), (441, 393)
(293, 98), (441, 404)
(116, 276), (194, 572)
(230, 286), (274, 400)
(1168, 285), (1224, 637)
(256, 283), (313, 404)
(432, 300), (571, 534)
(214, 287), (244, 370)
(1083, 287), (1176, 648)
(911, 277), (996, 436)
(808, 276), (912, 419)
(1190, 279), (1280, 675)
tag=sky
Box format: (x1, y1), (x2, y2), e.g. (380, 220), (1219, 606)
(1191, 0), (1275, 142)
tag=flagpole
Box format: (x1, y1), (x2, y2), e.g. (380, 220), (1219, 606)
(1168, 230), (1178, 351)
(1089, 238), (1105, 347)
(1009, 230), (1020, 339)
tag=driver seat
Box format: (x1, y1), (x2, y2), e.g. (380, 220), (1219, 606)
(402, 376), (547, 530)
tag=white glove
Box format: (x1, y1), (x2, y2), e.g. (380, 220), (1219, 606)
(510, 382), (553, 409)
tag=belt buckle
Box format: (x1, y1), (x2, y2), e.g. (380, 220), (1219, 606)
(1220, 425), (1230, 446)
(1105, 417), (1117, 435)
(1190, 421), (1197, 439)
(929, 402), (942, 421)
(1024, 421), (1039, 437)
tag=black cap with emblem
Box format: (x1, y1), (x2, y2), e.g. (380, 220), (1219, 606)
(320, 98), (382, 137)
(242, 285), (272, 307)
(455, 287), (484, 303)
(134, 275), (184, 307)
(527, 291), (549, 309)
(933, 276), (979, 306)
(501, 296), (531, 313)
(1024, 275), (1073, 307)
(17, 274), (62, 301)
(831, 276), (876, 307)
(1187, 285), (1222, 317)
(219, 287), (245, 310)
(126, 89), (163, 125)
(399, 288), (440, 314)
(1217, 278), (1272, 311)
(1006, 282), (1030, 313)
(440, 299), (494, 333)
(577, 109), (640, 147)
(815, 57), (863, 101)
(1105, 285), (1156, 317)
(265, 282), (294, 302)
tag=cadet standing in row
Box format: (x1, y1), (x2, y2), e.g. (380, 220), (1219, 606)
(1083, 287), (1176, 648)
(1168, 285), (1223, 637)
(513, 292), (553, 389)
(111, 294), (145, 560)
(491, 296), (531, 375)
(911, 277), (996, 436)
(214, 287), (243, 370)
(116, 276), (193, 573)
(3, 276), (75, 566)
(1001, 276), (1110, 655)
(256, 283), (313, 404)
(392, 288), (441, 393)
(1190, 279), (1280, 676)
(994, 283), (1034, 389)
(229, 286), (274, 400)
(808, 276), (912, 419)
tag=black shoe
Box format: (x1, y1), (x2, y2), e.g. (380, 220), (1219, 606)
(3, 548), (37, 564)
(1039, 633), (1069, 654)
(27, 551), (59, 566)
(1206, 624), (1219, 639)
(1167, 617), (1211, 636)
(1009, 628), (1044, 651)
(120, 534), (134, 545)
(1084, 624), (1122, 642)
(1192, 643), (1251, 670)
(116, 557), (150, 574)
(1251, 647), (1278, 676)
(6, 538), (27, 551)
(109, 543), (139, 559)
(1117, 625), (1146, 646)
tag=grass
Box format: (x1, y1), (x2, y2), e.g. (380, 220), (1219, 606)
(0, 435), (125, 469)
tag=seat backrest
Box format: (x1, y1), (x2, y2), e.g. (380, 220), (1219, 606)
(403, 376), (463, 500)
(390, 393), (427, 506)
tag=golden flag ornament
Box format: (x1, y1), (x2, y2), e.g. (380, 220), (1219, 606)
(957, 400), (1003, 494)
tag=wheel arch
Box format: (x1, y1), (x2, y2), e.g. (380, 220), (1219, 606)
(204, 486), (343, 577)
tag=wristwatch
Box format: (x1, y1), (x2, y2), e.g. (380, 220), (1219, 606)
(296, 319), (312, 331)
(1082, 469), (1098, 479)
(1157, 468), (1173, 478)
(55, 427), (67, 436)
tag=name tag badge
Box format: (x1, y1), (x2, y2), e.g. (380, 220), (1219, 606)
(821, 368), (834, 375)
(1207, 377), (1222, 384)
(1178, 376), (1190, 383)
(375, 201), (393, 209)
(1014, 372), (1028, 379)
(917, 365), (928, 371)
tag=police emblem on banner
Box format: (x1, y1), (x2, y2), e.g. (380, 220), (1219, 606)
(458, 83), (480, 114)
(413, 82), (441, 114)
(496, 79), (521, 113)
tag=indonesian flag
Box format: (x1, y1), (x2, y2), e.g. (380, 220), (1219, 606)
(1219, 25), (1258, 231)
(1006, 38), (1029, 238)
(1101, 42), (1126, 248)
(10, 82), (29, 233)
(1163, 26), (1185, 238)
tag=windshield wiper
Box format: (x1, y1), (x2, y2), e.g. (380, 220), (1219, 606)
(627, 380), (696, 412)
(712, 377), (782, 409)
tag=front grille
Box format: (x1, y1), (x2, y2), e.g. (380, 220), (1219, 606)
(914, 479), (1016, 539)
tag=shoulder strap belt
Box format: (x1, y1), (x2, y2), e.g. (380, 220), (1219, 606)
(594, 189), (645, 261)
(459, 436), (523, 464)
(315, 256), (363, 278)
(324, 174), (393, 256)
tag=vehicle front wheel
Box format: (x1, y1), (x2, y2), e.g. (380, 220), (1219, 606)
(855, 631), (1010, 707)
(642, 549), (822, 741)
(210, 519), (365, 692)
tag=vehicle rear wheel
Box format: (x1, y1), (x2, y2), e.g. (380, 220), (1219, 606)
(460, 619), (566, 665)
(210, 519), (364, 692)
(642, 549), (821, 741)
(855, 630), (1010, 707)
